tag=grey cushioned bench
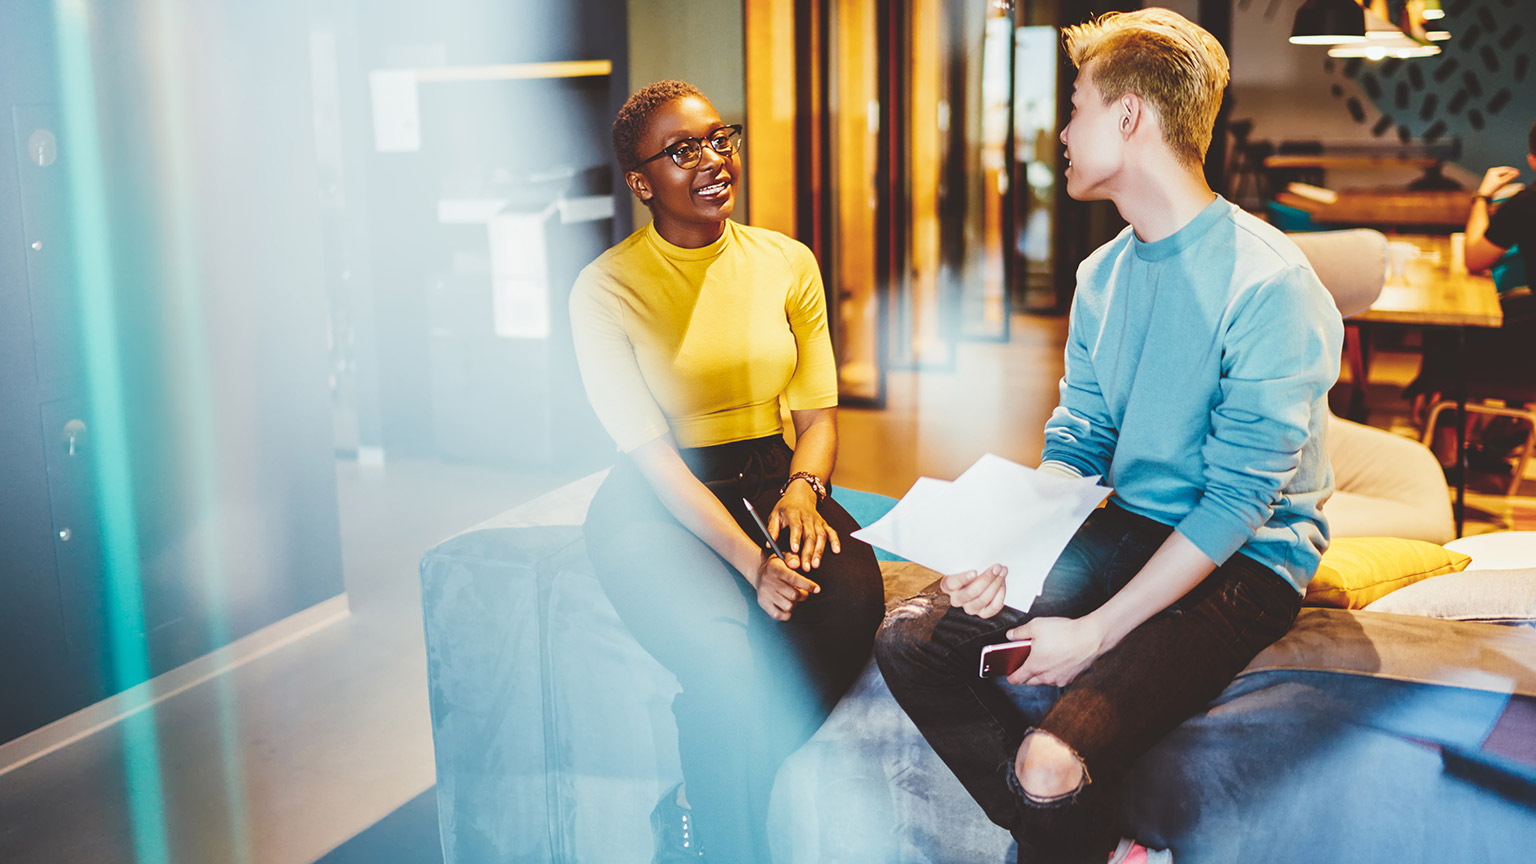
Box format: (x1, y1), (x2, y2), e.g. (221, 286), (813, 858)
(420, 471), (1536, 864)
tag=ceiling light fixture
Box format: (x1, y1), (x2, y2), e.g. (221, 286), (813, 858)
(1291, 0), (1368, 44)
(1329, 4), (1439, 59)
(1327, 41), (1440, 59)
(1328, 11), (1441, 58)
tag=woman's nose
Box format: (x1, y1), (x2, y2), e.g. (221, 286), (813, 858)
(698, 144), (727, 169)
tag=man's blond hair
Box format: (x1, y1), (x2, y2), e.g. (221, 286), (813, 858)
(1063, 8), (1230, 167)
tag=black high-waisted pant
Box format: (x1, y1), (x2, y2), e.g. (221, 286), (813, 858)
(583, 434), (885, 863)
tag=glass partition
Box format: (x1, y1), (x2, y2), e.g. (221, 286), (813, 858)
(829, 0), (883, 402)
(1012, 24), (1062, 312)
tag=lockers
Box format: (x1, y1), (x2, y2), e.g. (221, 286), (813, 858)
(0, 1), (346, 745)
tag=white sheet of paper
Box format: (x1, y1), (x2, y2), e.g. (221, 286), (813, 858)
(851, 454), (1110, 611)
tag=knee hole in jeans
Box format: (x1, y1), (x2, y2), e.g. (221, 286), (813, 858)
(1016, 728), (1091, 805)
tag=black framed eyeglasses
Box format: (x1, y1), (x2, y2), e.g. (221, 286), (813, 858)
(636, 125), (744, 170)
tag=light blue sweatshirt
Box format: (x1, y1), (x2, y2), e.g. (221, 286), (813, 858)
(1041, 196), (1344, 592)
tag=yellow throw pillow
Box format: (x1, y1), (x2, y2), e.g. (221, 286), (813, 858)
(1304, 537), (1472, 609)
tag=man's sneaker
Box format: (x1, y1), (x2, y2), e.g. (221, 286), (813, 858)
(1107, 837), (1172, 864)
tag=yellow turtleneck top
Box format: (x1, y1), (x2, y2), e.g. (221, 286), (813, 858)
(569, 219), (838, 452)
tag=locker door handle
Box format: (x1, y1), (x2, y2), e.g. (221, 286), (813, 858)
(62, 419), (86, 457)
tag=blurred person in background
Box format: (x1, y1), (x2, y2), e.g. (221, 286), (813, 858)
(1463, 120), (1535, 288)
(1412, 120), (1534, 473)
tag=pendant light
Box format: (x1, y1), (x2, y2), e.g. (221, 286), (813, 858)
(1290, 0), (1368, 44)
(1328, 5), (1441, 59)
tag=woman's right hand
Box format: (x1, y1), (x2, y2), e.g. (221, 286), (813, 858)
(754, 554), (822, 621)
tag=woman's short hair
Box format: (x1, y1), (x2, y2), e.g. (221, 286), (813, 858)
(1063, 9), (1230, 168)
(612, 79), (705, 172)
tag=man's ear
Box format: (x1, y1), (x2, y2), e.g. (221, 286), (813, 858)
(625, 169), (653, 204)
(1119, 93), (1142, 139)
(1528, 152), (1536, 173)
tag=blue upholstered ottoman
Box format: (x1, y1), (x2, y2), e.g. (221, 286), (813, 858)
(415, 472), (984, 863)
(420, 472), (1536, 864)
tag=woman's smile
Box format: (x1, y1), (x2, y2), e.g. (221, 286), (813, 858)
(630, 94), (741, 247)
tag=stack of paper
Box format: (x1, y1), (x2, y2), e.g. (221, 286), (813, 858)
(852, 454), (1111, 612)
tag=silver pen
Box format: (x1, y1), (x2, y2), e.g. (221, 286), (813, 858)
(742, 498), (790, 564)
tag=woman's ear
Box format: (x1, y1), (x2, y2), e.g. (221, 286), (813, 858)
(625, 169), (653, 204)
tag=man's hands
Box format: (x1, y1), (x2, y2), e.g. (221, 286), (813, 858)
(1002, 616), (1109, 687)
(1479, 166), (1522, 198)
(940, 564), (1110, 688)
(768, 482), (840, 572)
(752, 552), (821, 621)
(940, 564), (1010, 619)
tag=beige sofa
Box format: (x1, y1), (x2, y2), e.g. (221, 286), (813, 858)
(1326, 412), (1454, 544)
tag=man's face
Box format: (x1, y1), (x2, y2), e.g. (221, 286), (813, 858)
(1059, 61), (1126, 201)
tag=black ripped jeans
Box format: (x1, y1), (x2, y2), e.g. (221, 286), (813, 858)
(875, 501), (1301, 864)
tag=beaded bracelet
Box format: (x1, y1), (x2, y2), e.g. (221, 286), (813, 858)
(779, 471), (828, 502)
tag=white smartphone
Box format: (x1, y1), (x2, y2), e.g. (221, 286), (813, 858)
(979, 639), (1033, 678)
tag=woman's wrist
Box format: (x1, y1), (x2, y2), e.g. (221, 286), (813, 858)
(733, 537), (768, 586)
(779, 480), (819, 506)
(780, 471), (828, 502)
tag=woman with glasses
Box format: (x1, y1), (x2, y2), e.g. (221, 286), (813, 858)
(569, 80), (884, 863)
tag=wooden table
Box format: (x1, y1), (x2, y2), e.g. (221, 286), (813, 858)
(1351, 235), (1502, 535)
(1276, 189), (1474, 232)
(1353, 236), (1503, 328)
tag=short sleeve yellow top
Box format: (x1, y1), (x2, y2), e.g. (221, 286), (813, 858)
(569, 219), (839, 452)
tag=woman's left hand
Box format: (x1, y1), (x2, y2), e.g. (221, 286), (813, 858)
(1003, 616), (1109, 688)
(769, 483), (840, 572)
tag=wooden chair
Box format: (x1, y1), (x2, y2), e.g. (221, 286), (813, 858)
(1420, 381), (1536, 497)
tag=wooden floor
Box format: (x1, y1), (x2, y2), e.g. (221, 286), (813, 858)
(837, 315), (1067, 499)
(837, 313), (1534, 535)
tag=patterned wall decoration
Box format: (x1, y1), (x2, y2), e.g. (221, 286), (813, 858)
(1315, 0), (1531, 173)
(1235, 0), (1535, 183)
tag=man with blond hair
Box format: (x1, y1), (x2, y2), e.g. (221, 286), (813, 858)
(876, 9), (1343, 863)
